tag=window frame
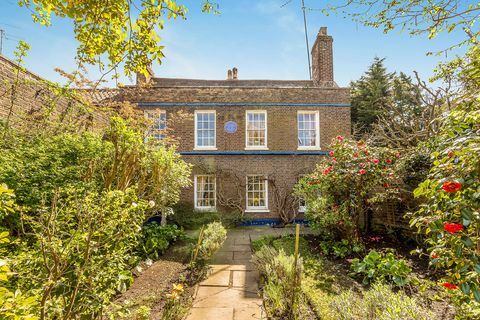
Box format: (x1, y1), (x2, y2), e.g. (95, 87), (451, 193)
(245, 175), (269, 212)
(194, 110), (217, 150)
(297, 111), (321, 150)
(194, 174), (216, 210)
(245, 110), (268, 150)
(144, 109), (167, 140)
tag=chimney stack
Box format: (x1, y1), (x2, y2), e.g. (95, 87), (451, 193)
(136, 65), (154, 85)
(311, 27), (334, 85)
(232, 67), (238, 80)
(227, 69), (233, 80)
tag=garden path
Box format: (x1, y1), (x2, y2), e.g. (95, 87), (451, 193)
(185, 226), (312, 320)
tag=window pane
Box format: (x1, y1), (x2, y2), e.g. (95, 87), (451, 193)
(246, 175), (267, 209)
(196, 112), (215, 147)
(146, 111), (166, 140)
(246, 112), (266, 147)
(196, 175), (216, 208)
(298, 112), (318, 147)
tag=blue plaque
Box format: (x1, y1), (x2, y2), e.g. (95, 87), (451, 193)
(224, 121), (238, 133)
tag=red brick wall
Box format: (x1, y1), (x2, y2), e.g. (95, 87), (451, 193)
(181, 154), (323, 219)
(144, 105), (350, 152)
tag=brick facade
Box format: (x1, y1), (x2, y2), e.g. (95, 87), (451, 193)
(127, 27), (351, 222)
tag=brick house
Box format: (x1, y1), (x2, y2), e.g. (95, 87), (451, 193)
(123, 27), (351, 223)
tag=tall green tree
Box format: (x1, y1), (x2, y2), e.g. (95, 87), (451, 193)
(18, 0), (219, 78)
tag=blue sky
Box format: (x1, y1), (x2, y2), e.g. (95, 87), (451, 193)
(0, 0), (467, 87)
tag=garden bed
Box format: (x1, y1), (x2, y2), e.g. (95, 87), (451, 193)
(252, 234), (457, 320)
(116, 239), (196, 319)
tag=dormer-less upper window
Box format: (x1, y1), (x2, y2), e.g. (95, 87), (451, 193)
(297, 111), (320, 149)
(145, 110), (166, 140)
(245, 110), (267, 149)
(195, 110), (216, 150)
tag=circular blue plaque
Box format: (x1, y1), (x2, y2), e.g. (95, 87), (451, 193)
(224, 121), (238, 133)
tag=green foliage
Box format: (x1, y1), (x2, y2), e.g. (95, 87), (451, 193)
(295, 138), (399, 240)
(328, 282), (432, 320)
(350, 250), (412, 286)
(13, 188), (146, 318)
(18, 0), (218, 77)
(322, 239), (365, 259)
(251, 235), (275, 252)
(138, 223), (185, 260)
(253, 248), (305, 319)
(411, 92), (480, 307)
(321, 1), (479, 53)
(196, 222), (227, 263)
(0, 231), (39, 320)
(0, 184), (15, 223)
(170, 202), (244, 229)
(350, 57), (421, 135)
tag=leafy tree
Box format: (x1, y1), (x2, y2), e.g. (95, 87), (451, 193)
(320, 0), (479, 52)
(351, 57), (421, 135)
(18, 0), (219, 77)
(351, 57), (393, 133)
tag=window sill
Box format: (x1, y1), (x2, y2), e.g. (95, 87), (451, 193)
(297, 147), (321, 151)
(245, 209), (270, 213)
(193, 147), (218, 151)
(195, 207), (217, 212)
(244, 147), (269, 151)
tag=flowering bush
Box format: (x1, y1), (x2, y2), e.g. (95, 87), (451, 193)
(411, 101), (480, 307)
(295, 137), (399, 240)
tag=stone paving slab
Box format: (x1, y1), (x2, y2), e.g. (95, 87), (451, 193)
(186, 226), (313, 320)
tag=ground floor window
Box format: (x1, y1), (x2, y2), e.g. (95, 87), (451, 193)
(246, 175), (268, 211)
(194, 175), (216, 209)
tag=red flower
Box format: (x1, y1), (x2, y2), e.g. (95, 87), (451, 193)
(336, 135), (345, 141)
(441, 283), (458, 290)
(322, 166), (333, 176)
(353, 152), (359, 158)
(359, 169), (366, 175)
(329, 151), (335, 157)
(308, 180), (319, 185)
(447, 151), (455, 158)
(431, 254), (439, 259)
(383, 183), (390, 188)
(442, 181), (462, 193)
(386, 159), (392, 164)
(373, 159), (379, 164)
(443, 222), (464, 234)
(364, 150), (369, 156)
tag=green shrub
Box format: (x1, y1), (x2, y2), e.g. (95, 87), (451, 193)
(138, 223), (185, 259)
(196, 222), (227, 262)
(252, 245), (279, 275)
(171, 202), (243, 229)
(259, 249), (304, 319)
(328, 282), (432, 320)
(350, 250), (412, 286)
(251, 235), (275, 252)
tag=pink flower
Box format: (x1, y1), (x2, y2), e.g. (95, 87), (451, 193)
(373, 159), (379, 164)
(336, 135), (345, 141)
(329, 151), (335, 157)
(359, 169), (366, 175)
(395, 152), (401, 158)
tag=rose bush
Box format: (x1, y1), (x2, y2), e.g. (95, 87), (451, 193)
(295, 137), (399, 240)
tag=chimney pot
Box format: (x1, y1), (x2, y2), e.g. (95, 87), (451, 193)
(227, 69), (233, 80)
(232, 67), (238, 80)
(136, 65), (154, 85)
